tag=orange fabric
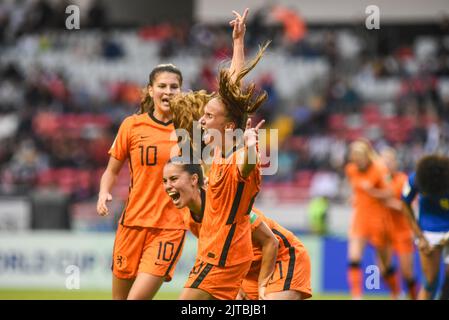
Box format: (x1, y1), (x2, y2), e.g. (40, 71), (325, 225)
(197, 147), (261, 267)
(241, 245), (312, 300)
(272, 6), (307, 42)
(112, 224), (186, 281)
(348, 266), (363, 298)
(265, 246), (312, 298)
(183, 209), (201, 238)
(345, 162), (392, 248)
(388, 172), (414, 254)
(109, 113), (187, 228)
(250, 208), (302, 261)
(243, 208), (311, 299)
(184, 258), (252, 300)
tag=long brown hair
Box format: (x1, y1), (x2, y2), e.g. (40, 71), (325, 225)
(139, 64), (183, 114)
(217, 42), (270, 129)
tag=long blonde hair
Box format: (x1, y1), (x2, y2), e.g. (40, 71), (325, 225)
(349, 138), (380, 163)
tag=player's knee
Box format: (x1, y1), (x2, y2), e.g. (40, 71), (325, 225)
(382, 265), (396, 278)
(405, 277), (416, 287)
(348, 261), (361, 269)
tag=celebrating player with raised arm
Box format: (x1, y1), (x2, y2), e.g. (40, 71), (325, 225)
(96, 8), (250, 300)
(162, 160), (312, 300)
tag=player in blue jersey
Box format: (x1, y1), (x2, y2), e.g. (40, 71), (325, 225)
(401, 154), (449, 299)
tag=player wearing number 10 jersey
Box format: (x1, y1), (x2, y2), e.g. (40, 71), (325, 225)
(97, 64), (188, 300)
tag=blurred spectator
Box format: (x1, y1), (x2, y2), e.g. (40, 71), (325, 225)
(307, 196), (329, 235)
(88, 0), (107, 29)
(0, 9), (448, 208)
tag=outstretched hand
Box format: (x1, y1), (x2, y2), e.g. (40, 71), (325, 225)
(229, 8), (249, 41)
(244, 118), (265, 148)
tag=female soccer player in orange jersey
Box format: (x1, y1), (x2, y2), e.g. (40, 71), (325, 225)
(95, 9), (250, 300)
(167, 41), (269, 299)
(380, 147), (418, 299)
(345, 140), (403, 299)
(162, 160), (312, 300)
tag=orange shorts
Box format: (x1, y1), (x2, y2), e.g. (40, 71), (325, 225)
(112, 224), (186, 281)
(241, 246), (312, 300)
(393, 233), (415, 255)
(184, 258), (252, 300)
(349, 211), (392, 249)
(390, 229), (414, 255)
(389, 213), (415, 255)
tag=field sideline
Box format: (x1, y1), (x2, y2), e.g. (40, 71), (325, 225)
(0, 289), (390, 300)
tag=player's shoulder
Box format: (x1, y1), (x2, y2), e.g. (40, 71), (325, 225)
(119, 113), (141, 127)
(345, 163), (357, 175)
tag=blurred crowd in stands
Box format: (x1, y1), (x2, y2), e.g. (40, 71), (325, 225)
(1, 0), (449, 208)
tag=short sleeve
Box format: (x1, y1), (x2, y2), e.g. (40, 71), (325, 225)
(109, 116), (132, 161)
(250, 210), (262, 232)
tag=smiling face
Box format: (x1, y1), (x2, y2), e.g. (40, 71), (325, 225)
(163, 162), (198, 209)
(198, 97), (234, 146)
(148, 72), (181, 117)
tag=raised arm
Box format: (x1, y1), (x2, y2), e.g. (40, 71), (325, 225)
(229, 8), (248, 84)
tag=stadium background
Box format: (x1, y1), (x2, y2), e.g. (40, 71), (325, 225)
(0, 0), (448, 299)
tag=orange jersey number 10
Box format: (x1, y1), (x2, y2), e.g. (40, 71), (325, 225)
(139, 145), (157, 166)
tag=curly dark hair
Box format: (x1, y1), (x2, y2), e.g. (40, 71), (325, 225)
(416, 154), (449, 195)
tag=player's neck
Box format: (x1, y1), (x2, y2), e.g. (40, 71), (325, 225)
(188, 189), (203, 221)
(152, 109), (172, 123)
(221, 142), (239, 159)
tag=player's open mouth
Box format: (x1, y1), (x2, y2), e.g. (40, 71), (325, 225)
(168, 191), (181, 204)
(161, 97), (170, 107)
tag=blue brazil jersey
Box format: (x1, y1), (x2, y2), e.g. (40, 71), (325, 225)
(401, 172), (449, 232)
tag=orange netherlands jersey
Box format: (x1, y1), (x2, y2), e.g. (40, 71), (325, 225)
(345, 162), (387, 216)
(184, 210), (202, 238)
(197, 147), (261, 267)
(185, 205), (304, 265)
(249, 207), (304, 261)
(109, 113), (186, 229)
(388, 171), (412, 232)
(182, 189), (205, 238)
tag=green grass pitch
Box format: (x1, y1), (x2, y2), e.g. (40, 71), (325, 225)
(0, 289), (390, 300)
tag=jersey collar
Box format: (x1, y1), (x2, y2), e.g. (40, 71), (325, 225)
(148, 111), (173, 126)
